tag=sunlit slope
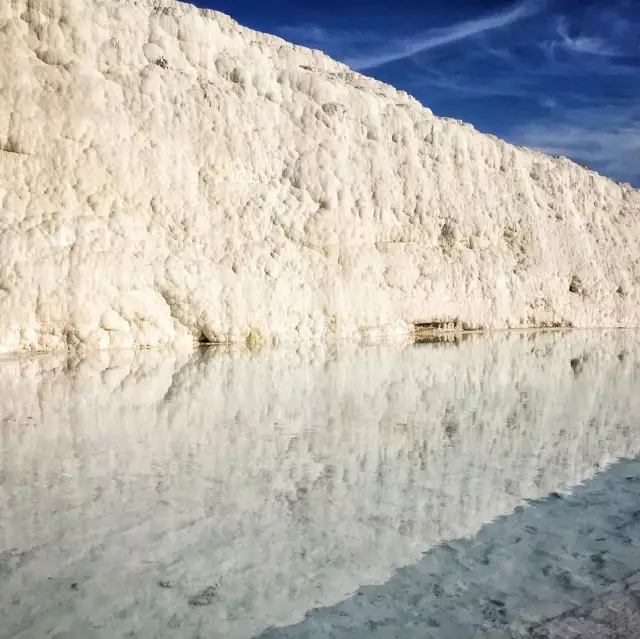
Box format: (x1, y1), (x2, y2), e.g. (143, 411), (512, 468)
(0, 0), (638, 353)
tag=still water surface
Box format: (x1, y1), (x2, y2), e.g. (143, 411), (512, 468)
(0, 330), (639, 638)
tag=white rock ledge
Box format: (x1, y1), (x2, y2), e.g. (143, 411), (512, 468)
(0, 0), (638, 353)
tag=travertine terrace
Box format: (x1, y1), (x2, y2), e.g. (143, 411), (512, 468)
(0, 0), (638, 353)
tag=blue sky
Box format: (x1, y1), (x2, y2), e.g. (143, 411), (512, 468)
(193, 0), (639, 186)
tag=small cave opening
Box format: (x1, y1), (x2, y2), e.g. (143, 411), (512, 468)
(197, 331), (213, 345)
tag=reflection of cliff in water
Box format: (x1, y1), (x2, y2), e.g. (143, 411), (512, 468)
(1, 330), (639, 639)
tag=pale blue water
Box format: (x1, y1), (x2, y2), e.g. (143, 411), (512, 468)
(0, 330), (639, 638)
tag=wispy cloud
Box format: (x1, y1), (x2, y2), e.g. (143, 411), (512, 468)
(280, 25), (329, 45)
(508, 105), (640, 185)
(279, 1), (544, 72)
(407, 67), (532, 99)
(539, 97), (557, 109)
(554, 17), (617, 57)
(344, 1), (543, 70)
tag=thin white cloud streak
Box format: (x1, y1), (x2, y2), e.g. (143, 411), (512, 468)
(408, 70), (531, 99)
(555, 17), (617, 56)
(343, 0), (543, 70)
(282, 25), (327, 44)
(509, 106), (640, 186)
(564, 36), (614, 56)
(277, 25), (376, 48)
(540, 97), (557, 109)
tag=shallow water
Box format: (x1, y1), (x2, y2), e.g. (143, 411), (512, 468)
(0, 330), (639, 638)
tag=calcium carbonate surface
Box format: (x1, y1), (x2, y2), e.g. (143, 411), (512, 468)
(0, 0), (638, 353)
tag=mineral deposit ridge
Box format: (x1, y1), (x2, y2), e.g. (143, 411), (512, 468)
(0, 0), (638, 353)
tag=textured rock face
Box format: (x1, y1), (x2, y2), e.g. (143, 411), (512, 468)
(1, 332), (640, 637)
(0, 0), (639, 353)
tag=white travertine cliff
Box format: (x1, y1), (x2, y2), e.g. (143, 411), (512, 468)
(1, 332), (639, 637)
(0, 0), (639, 353)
